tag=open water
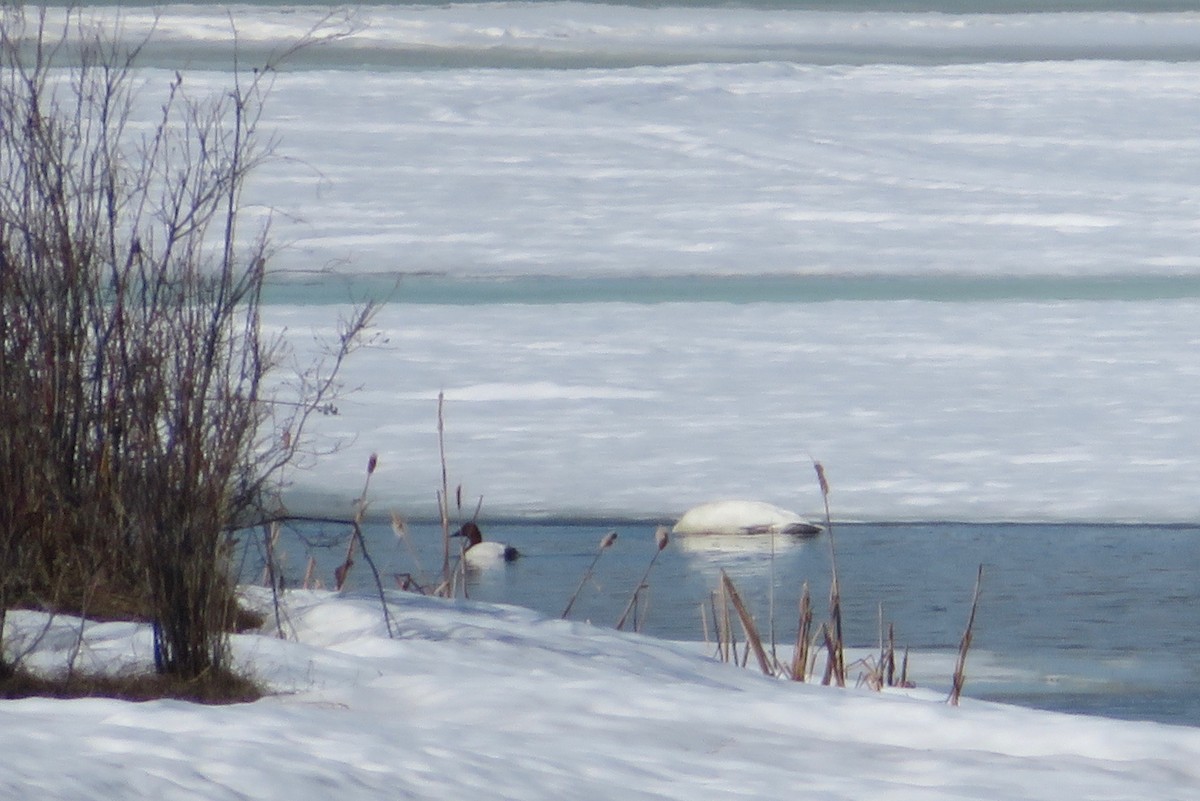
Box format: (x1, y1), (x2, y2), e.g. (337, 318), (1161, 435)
(247, 519), (1200, 728)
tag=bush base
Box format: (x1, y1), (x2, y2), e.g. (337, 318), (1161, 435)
(0, 666), (263, 705)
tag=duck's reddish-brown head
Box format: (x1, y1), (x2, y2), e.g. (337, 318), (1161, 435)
(452, 521), (484, 548)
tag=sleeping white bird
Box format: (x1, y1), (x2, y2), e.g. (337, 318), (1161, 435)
(671, 500), (822, 538)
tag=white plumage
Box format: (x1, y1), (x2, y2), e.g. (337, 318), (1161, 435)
(453, 522), (520, 567)
(671, 500), (822, 538)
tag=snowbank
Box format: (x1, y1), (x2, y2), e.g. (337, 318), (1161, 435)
(2, 589), (1197, 800)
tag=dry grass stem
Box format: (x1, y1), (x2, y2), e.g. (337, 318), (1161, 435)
(437, 392), (452, 593)
(615, 526), (669, 631)
(790, 582), (813, 682)
(711, 590), (735, 663)
(338, 455), (395, 636)
(820, 624), (838, 685)
(391, 511), (430, 591)
(885, 622), (898, 687)
(562, 530), (618, 619)
(334, 454), (375, 591)
(813, 460), (846, 687)
(949, 563), (984, 706)
(719, 570), (773, 676)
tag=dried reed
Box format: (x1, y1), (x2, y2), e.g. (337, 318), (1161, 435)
(790, 582), (813, 681)
(390, 511), (430, 591)
(853, 607), (901, 691)
(437, 392), (452, 594)
(819, 623), (837, 685)
(615, 526), (669, 631)
(720, 570), (773, 676)
(711, 589), (736, 663)
(324, 454), (396, 637)
(562, 530), (618, 619)
(302, 556), (317, 590)
(883, 620), (897, 688)
(334, 452), (377, 591)
(814, 461), (846, 687)
(949, 563), (984, 706)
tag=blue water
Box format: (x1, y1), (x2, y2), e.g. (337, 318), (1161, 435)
(244, 519), (1200, 728)
(263, 272), (1200, 306)
(71, 1), (1200, 74)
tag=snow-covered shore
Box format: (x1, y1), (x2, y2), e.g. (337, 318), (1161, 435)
(3, 588), (1197, 800)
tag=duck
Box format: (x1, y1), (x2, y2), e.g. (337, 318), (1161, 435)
(452, 521), (520, 567)
(671, 500), (822, 538)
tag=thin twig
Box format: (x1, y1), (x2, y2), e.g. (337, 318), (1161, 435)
(352, 520), (395, 639)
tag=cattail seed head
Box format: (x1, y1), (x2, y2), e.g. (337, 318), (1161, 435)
(814, 461), (830, 496)
(600, 530), (618, 550)
(367, 452), (378, 474)
(654, 525), (670, 551)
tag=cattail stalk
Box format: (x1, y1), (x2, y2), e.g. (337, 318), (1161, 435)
(562, 530), (618, 619)
(615, 526), (669, 631)
(391, 511), (429, 591)
(814, 460), (845, 686)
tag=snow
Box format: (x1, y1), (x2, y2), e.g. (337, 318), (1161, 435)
(4, 589), (1200, 800)
(276, 300), (1200, 524)
(216, 5), (1200, 525)
(32, 2), (1200, 523)
(249, 57), (1200, 280)
(6, 6), (1200, 796)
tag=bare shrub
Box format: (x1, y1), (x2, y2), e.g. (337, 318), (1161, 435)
(0, 6), (363, 683)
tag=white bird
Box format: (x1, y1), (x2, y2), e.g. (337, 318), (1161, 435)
(452, 522), (520, 567)
(671, 500), (822, 538)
